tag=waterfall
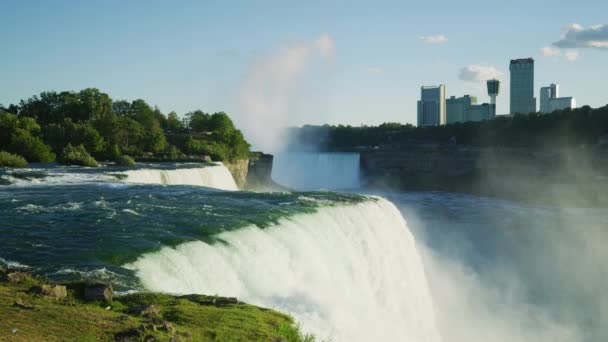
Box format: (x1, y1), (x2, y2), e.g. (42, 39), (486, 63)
(126, 198), (441, 342)
(271, 152), (361, 190)
(122, 164), (238, 191)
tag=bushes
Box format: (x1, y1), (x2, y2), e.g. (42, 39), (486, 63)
(9, 129), (56, 162)
(0, 151), (28, 168)
(59, 144), (99, 167)
(115, 155), (135, 166)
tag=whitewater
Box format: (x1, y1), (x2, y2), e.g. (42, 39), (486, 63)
(0, 163), (238, 191)
(127, 198), (441, 342)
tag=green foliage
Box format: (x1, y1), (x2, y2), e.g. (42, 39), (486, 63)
(115, 155), (136, 166)
(9, 129), (56, 162)
(0, 151), (28, 168)
(166, 111), (183, 133)
(59, 144), (99, 167)
(0, 112), (56, 162)
(277, 322), (317, 342)
(2, 89), (251, 163)
(289, 105), (608, 150)
(44, 118), (104, 155)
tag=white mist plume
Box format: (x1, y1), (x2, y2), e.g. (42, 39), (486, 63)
(238, 34), (335, 152)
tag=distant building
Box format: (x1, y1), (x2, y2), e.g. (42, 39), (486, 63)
(487, 79), (500, 118)
(540, 83), (576, 113)
(549, 96), (576, 112)
(446, 95), (474, 123)
(510, 58), (536, 114)
(417, 85), (446, 126)
(446, 95), (492, 123)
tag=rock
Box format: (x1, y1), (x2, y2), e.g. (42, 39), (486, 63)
(129, 304), (161, 317)
(3, 270), (32, 283)
(181, 294), (240, 306)
(162, 320), (175, 333)
(213, 297), (239, 305)
(114, 328), (141, 341)
(31, 284), (67, 299)
(84, 281), (113, 302)
(14, 299), (34, 310)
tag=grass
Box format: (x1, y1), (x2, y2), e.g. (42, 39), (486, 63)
(0, 276), (315, 341)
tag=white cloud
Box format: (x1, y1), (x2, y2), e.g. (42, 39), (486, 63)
(540, 46), (561, 57)
(553, 23), (608, 49)
(419, 34), (447, 44)
(315, 34), (335, 58)
(539, 45), (580, 62)
(458, 65), (503, 83)
(564, 50), (580, 61)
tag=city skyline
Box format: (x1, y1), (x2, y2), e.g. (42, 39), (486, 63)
(1, 1), (607, 136)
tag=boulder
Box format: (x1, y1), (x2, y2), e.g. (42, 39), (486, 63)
(114, 328), (142, 341)
(84, 281), (113, 302)
(32, 284), (67, 299)
(129, 304), (161, 317)
(162, 320), (175, 333)
(4, 270), (32, 283)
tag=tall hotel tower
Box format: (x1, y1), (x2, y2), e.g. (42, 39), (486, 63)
(509, 58), (536, 114)
(417, 85), (446, 126)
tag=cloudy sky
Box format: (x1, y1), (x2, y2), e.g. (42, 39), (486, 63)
(1, 0), (607, 134)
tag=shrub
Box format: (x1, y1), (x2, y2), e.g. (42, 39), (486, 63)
(0, 151), (28, 168)
(115, 155), (135, 166)
(8, 129), (55, 162)
(59, 144), (99, 167)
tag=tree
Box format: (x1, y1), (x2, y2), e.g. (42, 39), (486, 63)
(9, 129), (55, 162)
(166, 111), (183, 133)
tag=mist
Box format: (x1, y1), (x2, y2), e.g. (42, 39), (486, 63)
(390, 191), (608, 342)
(238, 34), (335, 153)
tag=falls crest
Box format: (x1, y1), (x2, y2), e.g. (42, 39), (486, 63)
(271, 152), (361, 190)
(126, 198), (441, 342)
(122, 164), (238, 191)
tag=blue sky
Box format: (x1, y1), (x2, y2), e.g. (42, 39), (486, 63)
(1, 0), (607, 133)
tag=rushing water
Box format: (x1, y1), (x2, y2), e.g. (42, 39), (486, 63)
(271, 152), (361, 190)
(1, 162), (607, 341)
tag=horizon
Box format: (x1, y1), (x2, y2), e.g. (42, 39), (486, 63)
(1, 1), (607, 136)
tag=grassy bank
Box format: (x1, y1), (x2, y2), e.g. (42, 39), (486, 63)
(0, 272), (314, 342)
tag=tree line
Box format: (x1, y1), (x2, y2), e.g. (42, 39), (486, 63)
(288, 105), (608, 150)
(0, 88), (250, 166)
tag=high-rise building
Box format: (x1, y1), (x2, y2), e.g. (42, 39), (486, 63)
(509, 58), (536, 114)
(487, 79), (500, 118)
(446, 95), (491, 123)
(540, 83), (576, 113)
(446, 95), (474, 123)
(417, 85), (445, 126)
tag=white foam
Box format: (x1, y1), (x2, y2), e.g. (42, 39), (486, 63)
(126, 198), (441, 342)
(122, 163), (238, 191)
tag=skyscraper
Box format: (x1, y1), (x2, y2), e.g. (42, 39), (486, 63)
(417, 85), (445, 126)
(509, 58), (536, 114)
